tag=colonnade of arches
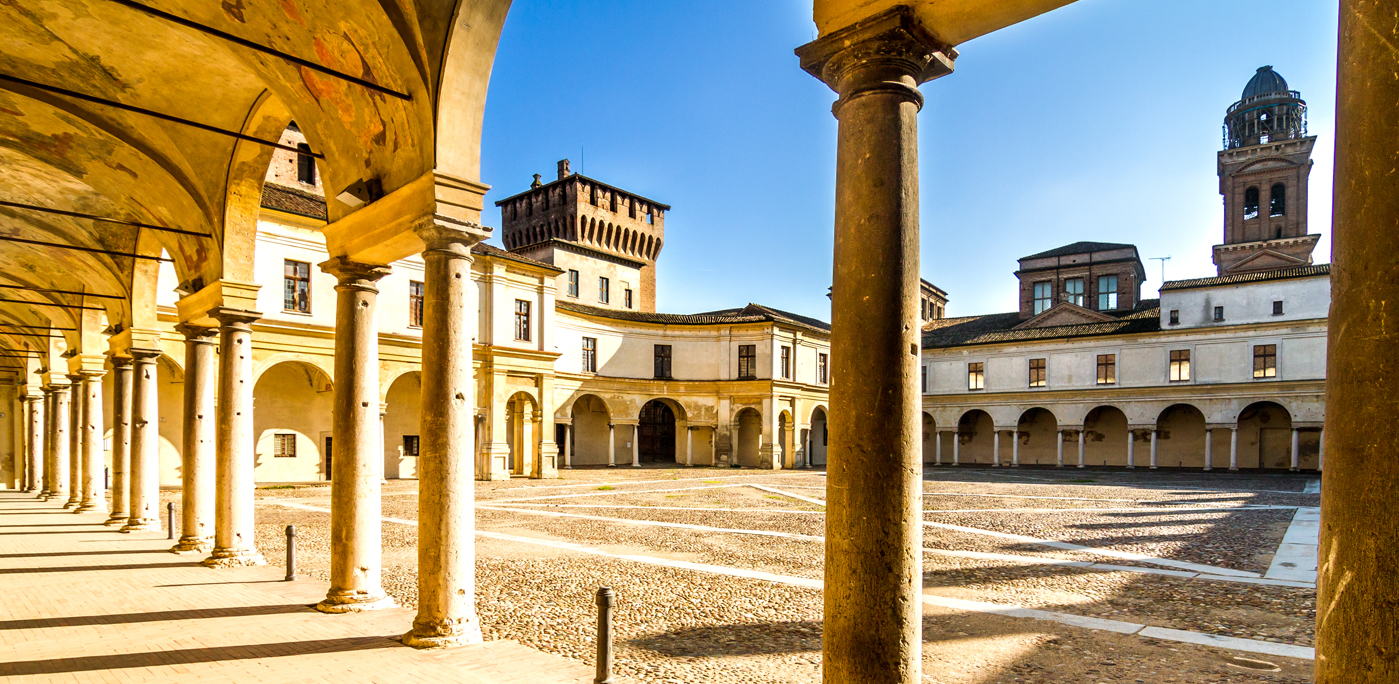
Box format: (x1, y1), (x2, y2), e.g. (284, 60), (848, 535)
(922, 401), (1320, 470)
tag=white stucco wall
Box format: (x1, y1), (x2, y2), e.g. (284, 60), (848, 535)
(1161, 275), (1330, 329)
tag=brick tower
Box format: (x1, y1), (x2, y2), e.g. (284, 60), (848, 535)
(496, 160), (669, 312)
(1213, 66), (1319, 275)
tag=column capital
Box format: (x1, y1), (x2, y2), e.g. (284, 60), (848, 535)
(129, 347), (163, 362)
(78, 368), (106, 380)
(796, 6), (956, 107)
(108, 354), (134, 368)
(176, 280), (262, 327)
(174, 323), (219, 343)
(209, 307), (262, 329)
(416, 217), (488, 257)
(320, 257), (392, 290)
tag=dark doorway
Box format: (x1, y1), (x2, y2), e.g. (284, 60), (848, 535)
(324, 436), (333, 481)
(638, 400), (676, 464)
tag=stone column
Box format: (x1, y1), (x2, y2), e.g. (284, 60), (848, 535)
(796, 11), (954, 681)
(203, 309), (265, 566)
(172, 326), (217, 552)
(951, 432), (959, 466)
(318, 259), (395, 612)
(75, 370), (106, 513)
(1229, 428), (1239, 471)
(1077, 429), (1086, 469)
(1126, 429), (1135, 469)
(38, 388), (52, 498)
(48, 384), (70, 502)
(933, 430), (941, 466)
(562, 424), (572, 469)
(403, 224), (484, 649)
(23, 394), (42, 493)
(1318, 5), (1399, 675)
(1055, 429), (1064, 467)
(1149, 430), (1158, 469)
(64, 374), (83, 509)
(105, 359), (133, 525)
(121, 350), (161, 532)
(686, 426), (694, 466)
(1318, 428), (1325, 471)
(1204, 428), (1213, 471)
(1011, 430), (1019, 467)
(631, 425), (640, 467)
(607, 424), (615, 467)
(521, 411), (535, 475)
(992, 429), (1000, 468)
(1290, 428), (1300, 472)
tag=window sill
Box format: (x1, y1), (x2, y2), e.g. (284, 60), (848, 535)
(281, 309), (314, 317)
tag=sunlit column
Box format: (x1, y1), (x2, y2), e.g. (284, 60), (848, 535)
(1056, 429), (1064, 467)
(172, 325), (217, 552)
(992, 429), (1000, 468)
(1011, 430), (1019, 467)
(64, 373), (82, 509)
(24, 393), (42, 494)
(122, 350), (161, 531)
(607, 424), (615, 467)
(1204, 428), (1214, 471)
(1126, 429), (1135, 469)
(203, 309), (265, 565)
(75, 370), (106, 513)
(48, 383), (71, 503)
(105, 358), (133, 525)
(686, 426), (694, 467)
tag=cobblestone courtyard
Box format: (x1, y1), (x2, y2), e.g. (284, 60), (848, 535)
(214, 467), (1320, 683)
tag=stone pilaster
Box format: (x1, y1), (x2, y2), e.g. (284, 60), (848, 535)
(403, 222), (486, 648)
(172, 326), (217, 553)
(796, 8), (954, 682)
(121, 349), (162, 532)
(203, 308), (265, 567)
(105, 358), (133, 525)
(317, 258), (396, 613)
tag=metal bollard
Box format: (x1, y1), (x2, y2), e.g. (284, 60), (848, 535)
(285, 525), (296, 581)
(166, 502), (175, 540)
(595, 587), (615, 684)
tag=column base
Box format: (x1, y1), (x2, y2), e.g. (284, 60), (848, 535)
(1149, 466), (1158, 470)
(1077, 465), (1086, 469)
(120, 517), (161, 533)
(401, 620), (483, 649)
(170, 537), (214, 554)
(63, 499), (80, 509)
(75, 502), (107, 514)
(201, 547), (267, 568)
(1126, 465), (1135, 469)
(631, 463), (641, 468)
(1011, 464), (1019, 468)
(1229, 467), (1239, 472)
(1204, 467), (1213, 472)
(104, 513), (128, 526)
(1289, 468), (1299, 472)
(316, 592), (397, 614)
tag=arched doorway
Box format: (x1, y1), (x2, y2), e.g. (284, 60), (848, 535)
(1084, 405), (1129, 467)
(569, 394), (612, 466)
(1238, 401), (1294, 469)
(505, 392), (539, 476)
(1156, 404), (1207, 468)
(735, 408), (762, 468)
(957, 409), (994, 464)
(253, 361), (334, 482)
(778, 411), (793, 468)
(638, 400), (676, 464)
(809, 407), (828, 466)
(1016, 408), (1058, 465)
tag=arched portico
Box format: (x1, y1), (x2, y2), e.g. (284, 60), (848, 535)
(568, 394), (614, 466)
(1155, 404), (1208, 469)
(383, 371), (422, 479)
(1084, 405), (1129, 467)
(809, 407), (829, 466)
(1236, 401), (1294, 469)
(1015, 407), (1059, 466)
(734, 407), (763, 468)
(956, 409), (995, 465)
(921, 412), (936, 463)
(252, 361), (334, 482)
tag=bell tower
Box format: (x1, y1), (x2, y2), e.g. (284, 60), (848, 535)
(1213, 66), (1319, 275)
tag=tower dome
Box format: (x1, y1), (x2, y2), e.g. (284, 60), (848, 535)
(1242, 66), (1289, 99)
(1223, 66), (1306, 149)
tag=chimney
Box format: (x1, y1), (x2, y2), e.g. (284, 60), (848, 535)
(530, 173), (542, 189)
(557, 159), (571, 180)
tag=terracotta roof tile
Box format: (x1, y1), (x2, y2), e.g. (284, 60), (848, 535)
(260, 183), (328, 221)
(922, 300), (1161, 348)
(559, 301), (829, 334)
(1159, 264), (1330, 291)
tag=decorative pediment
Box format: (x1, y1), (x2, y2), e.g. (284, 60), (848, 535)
(1225, 248), (1309, 274)
(1015, 302), (1116, 330)
(1237, 157), (1299, 174)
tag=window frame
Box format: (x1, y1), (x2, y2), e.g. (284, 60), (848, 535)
(780, 346), (791, 380)
(1169, 349), (1191, 382)
(653, 344), (673, 379)
(283, 259), (312, 313)
(581, 337), (598, 373)
(296, 143), (316, 185)
(921, 365), (928, 394)
(1213, 306), (1225, 322)
(567, 270), (580, 298)
(514, 299), (531, 342)
(1033, 281), (1053, 314)
(1028, 358), (1047, 388)
(402, 435), (420, 457)
(967, 362), (985, 391)
(599, 277), (610, 304)
(1269, 183), (1286, 217)
(1096, 354), (1116, 386)
(1097, 274), (1119, 310)
(817, 353), (829, 385)
(1272, 300), (1284, 316)
(408, 280), (424, 328)
(1169, 309), (1180, 326)
(273, 433), (297, 458)
(1064, 278), (1085, 307)
(1253, 344), (1278, 379)
(737, 344), (757, 380)
(1244, 186), (1261, 220)
(625, 288), (633, 309)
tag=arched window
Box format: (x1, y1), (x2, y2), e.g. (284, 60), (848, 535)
(296, 143), (316, 184)
(1243, 187), (1260, 220)
(1270, 183), (1286, 217)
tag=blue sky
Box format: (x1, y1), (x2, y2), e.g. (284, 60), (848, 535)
(479, 0), (1340, 320)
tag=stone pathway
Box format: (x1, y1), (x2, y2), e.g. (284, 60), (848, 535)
(1265, 506), (1320, 583)
(0, 491), (593, 684)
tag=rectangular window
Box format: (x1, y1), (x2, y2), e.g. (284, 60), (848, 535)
(599, 277), (610, 304)
(283, 260), (311, 313)
(921, 365), (928, 393)
(817, 353), (828, 384)
(738, 344), (757, 380)
(653, 344), (672, 379)
(402, 435), (420, 457)
(625, 289), (633, 309)
(514, 299), (531, 341)
(1096, 354), (1116, 385)
(408, 280), (424, 327)
(1097, 275), (1119, 310)
(1029, 358), (1047, 388)
(1064, 278), (1085, 307)
(780, 346), (791, 380)
(296, 143), (316, 184)
(1033, 281), (1053, 314)
(567, 270), (579, 297)
(1273, 300), (1284, 315)
(1169, 309), (1180, 326)
(273, 433), (297, 458)
(582, 337), (597, 373)
(1213, 306), (1225, 322)
(1253, 344), (1277, 379)
(967, 362), (985, 390)
(1169, 350), (1191, 382)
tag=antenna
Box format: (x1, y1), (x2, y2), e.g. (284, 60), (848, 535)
(1150, 256), (1172, 287)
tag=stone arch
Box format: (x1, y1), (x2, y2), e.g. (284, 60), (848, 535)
(1016, 407), (1059, 466)
(957, 409), (995, 465)
(568, 393), (613, 466)
(778, 409), (795, 467)
(252, 360), (335, 482)
(1084, 405), (1130, 467)
(253, 353), (335, 388)
(734, 407), (763, 468)
(638, 398), (684, 464)
(383, 371), (421, 479)
(153, 352), (187, 487)
(505, 390), (539, 476)
(809, 405), (829, 466)
(1156, 403), (1208, 468)
(1237, 401), (1294, 469)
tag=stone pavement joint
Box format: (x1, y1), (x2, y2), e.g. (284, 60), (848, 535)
(0, 492), (593, 684)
